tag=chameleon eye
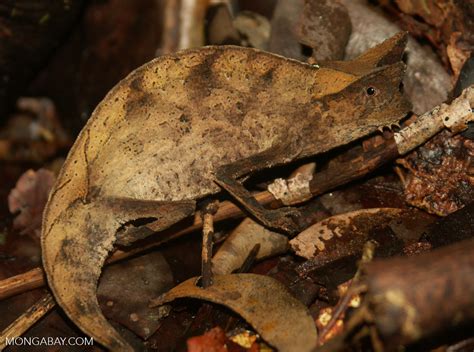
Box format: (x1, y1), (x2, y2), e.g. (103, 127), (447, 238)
(366, 87), (376, 96)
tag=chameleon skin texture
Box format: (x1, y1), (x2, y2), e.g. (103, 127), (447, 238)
(42, 37), (410, 351)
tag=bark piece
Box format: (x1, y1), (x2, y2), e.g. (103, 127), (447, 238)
(362, 238), (474, 346)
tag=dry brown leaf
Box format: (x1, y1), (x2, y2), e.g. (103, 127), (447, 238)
(150, 274), (318, 352)
(290, 208), (431, 262)
(296, 0), (352, 61)
(97, 252), (173, 340)
(392, 0), (474, 79)
(398, 131), (474, 216)
(8, 169), (56, 239)
(268, 0), (305, 60)
(187, 326), (236, 352)
(212, 218), (288, 275)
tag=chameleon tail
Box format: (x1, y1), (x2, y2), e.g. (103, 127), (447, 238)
(42, 197), (196, 351)
(42, 200), (133, 351)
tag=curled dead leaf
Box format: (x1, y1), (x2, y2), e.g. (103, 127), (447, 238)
(212, 218), (288, 275)
(150, 274), (318, 352)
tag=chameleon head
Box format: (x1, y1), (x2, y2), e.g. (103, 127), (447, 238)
(304, 60), (411, 152)
(337, 61), (412, 133)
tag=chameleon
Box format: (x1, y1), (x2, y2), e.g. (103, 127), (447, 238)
(41, 32), (411, 351)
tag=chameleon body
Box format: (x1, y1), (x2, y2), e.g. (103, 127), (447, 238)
(42, 33), (411, 350)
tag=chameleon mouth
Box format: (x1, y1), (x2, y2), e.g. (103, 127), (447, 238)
(378, 123), (402, 133)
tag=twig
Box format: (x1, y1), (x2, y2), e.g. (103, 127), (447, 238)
(317, 241), (375, 345)
(0, 268), (45, 301)
(394, 84), (474, 154)
(162, 0), (181, 54)
(0, 293), (55, 350)
(201, 212), (215, 288)
(179, 0), (209, 49)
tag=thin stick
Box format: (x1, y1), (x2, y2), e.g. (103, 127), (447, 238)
(318, 241), (375, 345)
(201, 212), (215, 288)
(0, 268), (45, 301)
(0, 293), (55, 350)
(162, 0), (180, 54)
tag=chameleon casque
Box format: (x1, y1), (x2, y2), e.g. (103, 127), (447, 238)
(42, 33), (411, 350)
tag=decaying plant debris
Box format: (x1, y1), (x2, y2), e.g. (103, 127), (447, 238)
(0, 1), (473, 352)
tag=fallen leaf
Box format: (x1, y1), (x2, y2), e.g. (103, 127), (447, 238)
(290, 208), (432, 262)
(341, 0), (452, 115)
(8, 169), (55, 239)
(151, 274), (318, 352)
(212, 218), (288, 275)
(391, 0), (474, 79)
(296, 0), (352, 61)
(187, 326), (228, 352)
(206, 4), (241, 45)
(97, 251), (174, 339)
(233, 11), (271, 50)
(268, 0), (305, 60)
(397, 131), (474, 216)
(421, 202), (474, 249)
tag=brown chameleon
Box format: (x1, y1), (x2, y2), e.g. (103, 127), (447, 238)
(42, 33), (411, 350)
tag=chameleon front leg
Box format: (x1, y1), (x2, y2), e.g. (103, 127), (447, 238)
(215, 142), (304, 234)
